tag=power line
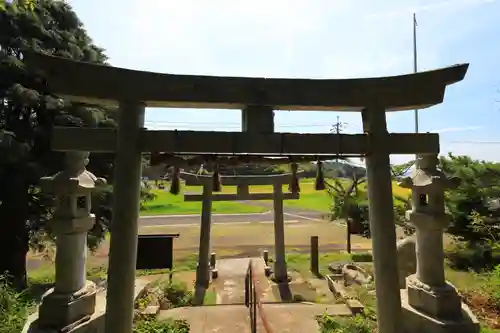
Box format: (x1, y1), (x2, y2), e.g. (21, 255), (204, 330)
(145, 120), (342, 128)
(144, 121), (342, 129)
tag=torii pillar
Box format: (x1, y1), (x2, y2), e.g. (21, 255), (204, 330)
(104, 102), (146, 333)
(362, 107), (402, 333)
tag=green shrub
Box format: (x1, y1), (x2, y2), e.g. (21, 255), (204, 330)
(317, 313), (374, 333)
(0, 277), (32, 333)
(350, 252), (373, 263)
(134, 318), (189, 333)
(135, 279), (194, 312)
(160, 280), (193, 308)
(486, 264), (500, 309)
(445, 241), (500, 272)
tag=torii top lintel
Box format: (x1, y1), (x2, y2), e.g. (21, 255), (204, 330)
(24, 52), (469, 112)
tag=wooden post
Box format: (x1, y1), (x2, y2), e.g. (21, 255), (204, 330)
(196, 182), (214, 290)
(272, 183), (288, 282)
(210, 252), (216, 268)
(310, 236), (319, 275)
(262, 250), (269, 264)
(237, 184), (250, 196)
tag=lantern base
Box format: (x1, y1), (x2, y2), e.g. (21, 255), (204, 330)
(38, 281), (97, 331)
(401, 278), (479, 333)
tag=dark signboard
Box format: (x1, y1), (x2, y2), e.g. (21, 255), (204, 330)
(136, 234), (179, 270)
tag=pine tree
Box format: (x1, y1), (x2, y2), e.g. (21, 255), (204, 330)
(0, 0), (115, 289)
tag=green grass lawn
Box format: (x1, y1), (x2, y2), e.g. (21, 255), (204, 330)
(284, 192), (332, 212)
(282, 181), (409, 212)
(140, 189), (267, 215)
(141, 178), (411, 215)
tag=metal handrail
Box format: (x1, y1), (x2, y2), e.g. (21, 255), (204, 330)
(245, 259), (273, 333)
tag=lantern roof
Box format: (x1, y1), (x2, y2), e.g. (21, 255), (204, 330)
(398, 168), (460, 192)
(41, 170), (106, 194)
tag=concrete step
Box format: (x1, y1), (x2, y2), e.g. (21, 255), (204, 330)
(158, 302), (352, 333)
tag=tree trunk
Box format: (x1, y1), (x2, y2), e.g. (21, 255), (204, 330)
(0, 174), (30, 290)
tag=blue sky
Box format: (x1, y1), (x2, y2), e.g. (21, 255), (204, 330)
(69, 0), (500, 164)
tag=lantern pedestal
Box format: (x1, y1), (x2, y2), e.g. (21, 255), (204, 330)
(38, 281), (97, 330)
(399, 155), (479, 333)
(37, 215), (98, 331)
(401, 282), (479, 333)
(33, 152), (105, 332)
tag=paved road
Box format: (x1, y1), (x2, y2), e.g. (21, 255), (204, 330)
(139, 210), (327, 227)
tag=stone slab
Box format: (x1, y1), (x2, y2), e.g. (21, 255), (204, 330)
(401, 289), (480, 333)
(346, 299), (364, 315)
(159, 303), (352, 333)
(23, 278), (150, 333)
(212, 257), (276, 304)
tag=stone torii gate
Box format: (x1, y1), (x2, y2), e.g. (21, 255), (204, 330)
(23, 52), (469, 333)
(181, 171), (301, 291)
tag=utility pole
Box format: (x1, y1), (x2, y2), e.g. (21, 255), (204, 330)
(331, 116), (347, 134)
(413, 13), (419, 133)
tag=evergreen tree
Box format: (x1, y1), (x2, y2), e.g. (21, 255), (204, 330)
(0, 0), (116, 289)
(439, 154), (500, 243)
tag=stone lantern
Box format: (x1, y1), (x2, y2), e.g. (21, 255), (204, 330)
(398, 154), (479, 333)
(37, 151), (106, 331)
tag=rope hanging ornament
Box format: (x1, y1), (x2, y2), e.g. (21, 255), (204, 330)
(169, 165), (181, 195)
(151, 154), (354, 168)
(212, 162), (222, 192)
(289, 162), (300, 193)
(315, 160), (326, 191)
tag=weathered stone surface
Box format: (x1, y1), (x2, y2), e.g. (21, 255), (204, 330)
(396, 236), (417, 289)
(38, 281), (97, 330)
(325, 275), (336, 293)
(342, 264), (372, 286)
(401, 289), (480, 333)
(141, 305), (160, 320)
(406, 277), (462, 319)
(400, 155), (480, 333)
(330, 281), (352, 300)
(346, 299), (364, 315)
(211, 268), (219, 279)
(328, 262), (348, 274)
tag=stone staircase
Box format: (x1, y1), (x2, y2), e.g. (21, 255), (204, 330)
(157, 257), (354, 333)
(159, 302), (352, 333)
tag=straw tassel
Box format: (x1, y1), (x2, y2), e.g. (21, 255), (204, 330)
(315, 161), (326, 190)
(169, 165), (180, 195)
(289, 162), (300, 193)
(212, 164), (222, 192)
